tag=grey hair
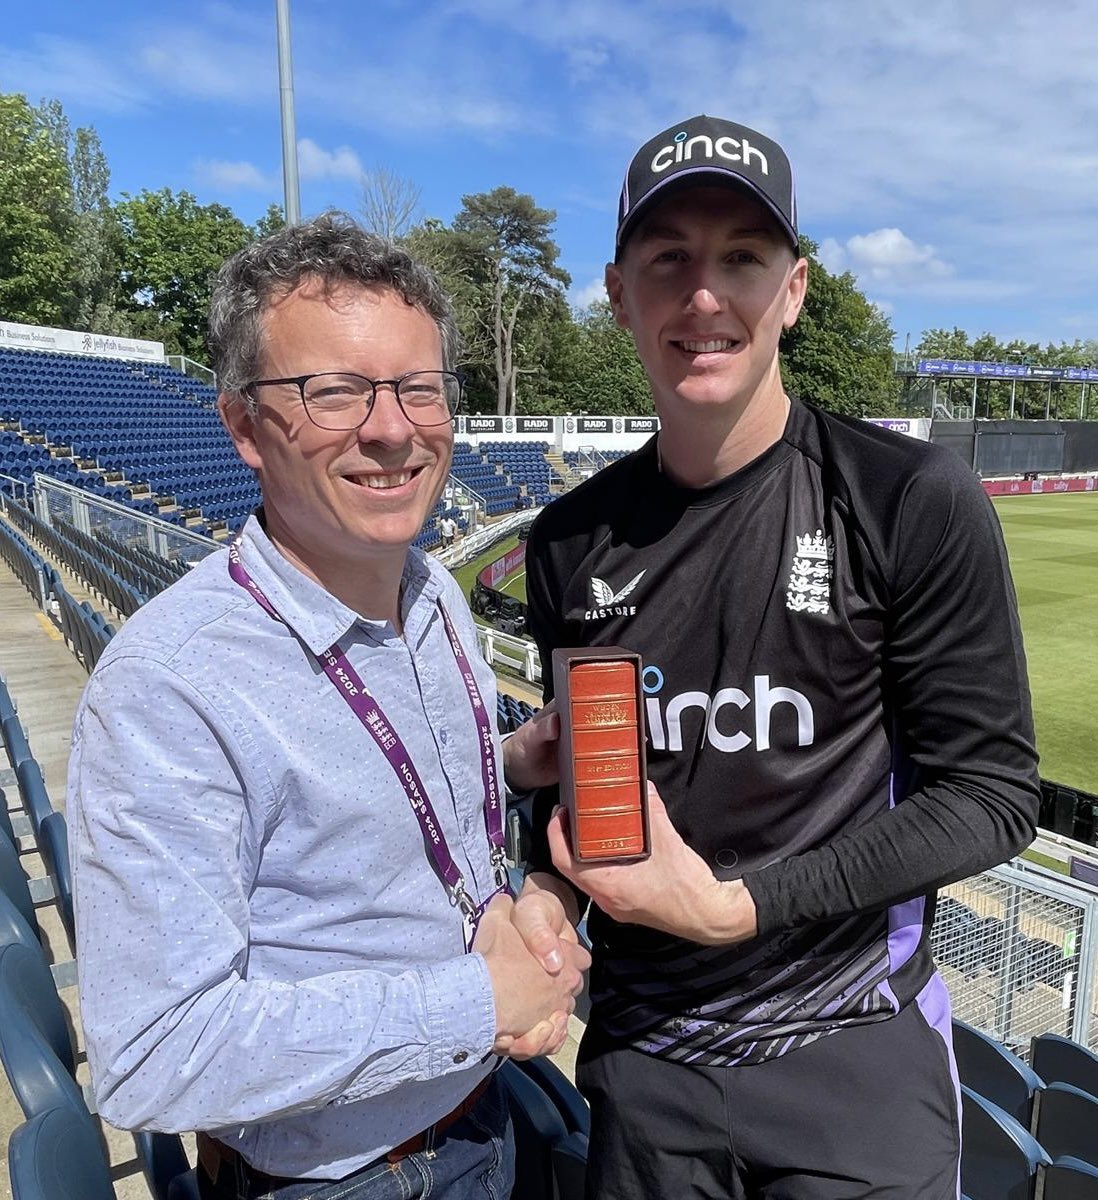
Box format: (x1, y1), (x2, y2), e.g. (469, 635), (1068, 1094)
(208, 211), (461, 405)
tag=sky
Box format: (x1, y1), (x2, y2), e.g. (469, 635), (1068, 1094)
(3, 0), (1097, 355)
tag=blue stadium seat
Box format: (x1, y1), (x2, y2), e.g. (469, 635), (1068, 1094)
(0, 787), (15, 846)
(952, 1019), (1045, 1127)
(0, 886), (42, 957)
(1032, 1035), (1098, 1102)
(1033, 1083), (1098, 1170)
(3, 714), (34, 771)
(37, 814), (74, 951)
(961, 1085), (1051, 1200)
(0, 836), (38, 933)
(1041, 1157), (1098, 1199)
(0, 938), (192, 1200)
(0, 943), (86, 1121)
(516, 1057), (590, 1137)
(499, 1061), (569, 1200)
(8, 1106), (114, 1200)
(14, 759), (53, 838)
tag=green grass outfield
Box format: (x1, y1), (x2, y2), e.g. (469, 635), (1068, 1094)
(994, 492), (1098, 795)
(453, 494), (1098, 793)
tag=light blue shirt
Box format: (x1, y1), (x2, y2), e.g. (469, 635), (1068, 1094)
(68, 517), (501, 1179)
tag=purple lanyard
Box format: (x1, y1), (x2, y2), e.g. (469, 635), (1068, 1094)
(228, 541), (510, 949)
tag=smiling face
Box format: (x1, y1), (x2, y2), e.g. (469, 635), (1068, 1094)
(219, 280), (453, 595)
(605, 185), (807, 425)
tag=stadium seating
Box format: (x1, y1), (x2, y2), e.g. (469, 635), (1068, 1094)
(451, 441), (526, 514)
(952, 1019), (1045, 1127)
(0, 838), (39, 934)
(479, 441), (555, 507)
(1040, 1157), (1098, 1199)
(0, 941), (88, 1122)
(15, 759), (54, 839)
(1031, 1034), (1098, 1100)
(37, 814), (74, 950)
(500, 1061), (576, 1200)
(8, 1105), (115, 1200)
(960, 1085), (1051, 1199)
(0, 345), (259, 529)
(517, 1057), (591, 1138)
(1032, 1083), (1098, 1170)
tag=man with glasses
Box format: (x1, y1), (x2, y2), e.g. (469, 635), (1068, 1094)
(68, 212), (587, 1200)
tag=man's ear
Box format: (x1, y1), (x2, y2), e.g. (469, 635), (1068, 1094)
(604, 263), (631, 331)
(782, 257), (809, 330)
(219, 393), (263, 472)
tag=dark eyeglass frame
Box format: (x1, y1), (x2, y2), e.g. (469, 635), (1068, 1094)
(244, 369), (464, 430)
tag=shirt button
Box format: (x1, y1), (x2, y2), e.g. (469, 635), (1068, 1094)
(453, 1050), (468, 1064)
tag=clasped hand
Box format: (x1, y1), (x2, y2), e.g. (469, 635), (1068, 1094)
(473, 889), (590, 1060)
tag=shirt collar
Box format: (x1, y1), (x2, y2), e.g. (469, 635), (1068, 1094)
(235, 515), (442, 655)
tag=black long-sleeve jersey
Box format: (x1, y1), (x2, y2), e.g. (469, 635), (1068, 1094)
(525, 397), (1039, 1067)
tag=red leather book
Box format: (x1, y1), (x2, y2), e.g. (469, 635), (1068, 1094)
(553, 650), (649, 861)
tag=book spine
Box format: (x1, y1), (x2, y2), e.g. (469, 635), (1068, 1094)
(568, 661), (645, 859)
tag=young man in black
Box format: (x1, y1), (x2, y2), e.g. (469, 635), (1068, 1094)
(520, 115), (1039, 1198)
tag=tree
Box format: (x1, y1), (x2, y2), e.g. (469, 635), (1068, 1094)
(451, 188), (570, 415)
(781, 237), (899, 416)
(404, 217), (497, 410)
(115, 188), (252, 360)
(68, 124), (126, 332)
(359, 167), (421, 241)
(0, 93), (74, 325)
(916, 328), (974, 360)
(252, 202), (285, 241)
(532, 300), (653, 415)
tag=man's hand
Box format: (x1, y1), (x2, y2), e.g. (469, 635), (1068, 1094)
(473, 893), (589, 1060)
(502, 701), (560, 793)
(548, 783), (758, 946)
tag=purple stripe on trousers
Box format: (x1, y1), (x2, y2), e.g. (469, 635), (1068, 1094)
(915, 971), (962, 1199)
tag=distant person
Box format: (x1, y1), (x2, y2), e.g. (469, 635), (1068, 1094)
(69, 213), (586, 1200)
(520, 116), (1039, 1198)
(439, 513), (458, 548)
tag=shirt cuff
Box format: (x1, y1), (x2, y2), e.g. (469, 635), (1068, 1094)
(422, 953), (497, 1075)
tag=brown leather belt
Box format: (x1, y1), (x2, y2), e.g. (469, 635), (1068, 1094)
(196, 1074), (493, 1186)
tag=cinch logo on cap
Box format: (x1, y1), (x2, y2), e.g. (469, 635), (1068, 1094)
(651, 129), (769, 177)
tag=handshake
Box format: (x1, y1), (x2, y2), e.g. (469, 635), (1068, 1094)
(474, 885), (589, 1061)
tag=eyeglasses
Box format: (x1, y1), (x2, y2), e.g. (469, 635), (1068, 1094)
(245, 370), (463, 430)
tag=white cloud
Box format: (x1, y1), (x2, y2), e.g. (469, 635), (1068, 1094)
(821, 228), (953, 289)
(572, 276), (608, 309)
(194, 159), (272, 191)
(448, 0), (1098, 338)
(296, 138), (364, 182)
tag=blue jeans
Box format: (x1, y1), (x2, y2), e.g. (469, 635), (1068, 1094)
(197, 1077), (515, 1200)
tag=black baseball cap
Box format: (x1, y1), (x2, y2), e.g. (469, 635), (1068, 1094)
(615, 115), (798, 255)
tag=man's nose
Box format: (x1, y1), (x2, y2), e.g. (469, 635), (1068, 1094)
(684, 264), (723, 316)
(358, 383), (416, 445)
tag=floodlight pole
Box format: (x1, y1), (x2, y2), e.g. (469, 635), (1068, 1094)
(275, 0), (301, 225)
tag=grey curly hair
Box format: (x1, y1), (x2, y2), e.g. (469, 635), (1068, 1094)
(208, 211), (460, 405)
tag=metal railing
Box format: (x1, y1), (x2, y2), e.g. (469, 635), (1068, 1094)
(166, 355), (217, 389)
(0, 471), (28, 507)
(32, 475), (218, 569)
(931, 857), (1098, 1056)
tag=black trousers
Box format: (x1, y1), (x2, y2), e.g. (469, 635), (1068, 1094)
(577, 996), (960, 1199)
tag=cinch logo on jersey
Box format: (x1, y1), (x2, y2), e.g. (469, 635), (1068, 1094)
(651, 129), (769, 176)
(584, 570), (646, 620)
(642, 665), (814, 753)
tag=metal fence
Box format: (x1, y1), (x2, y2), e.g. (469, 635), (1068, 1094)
(931, 858), (1098, 1057)
(32, 475), (218, 569)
